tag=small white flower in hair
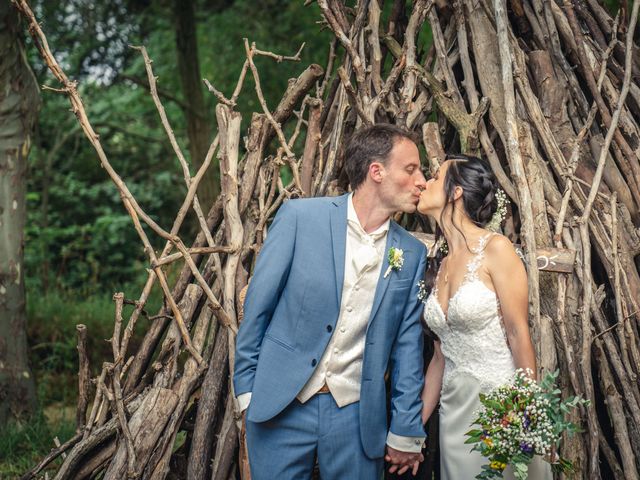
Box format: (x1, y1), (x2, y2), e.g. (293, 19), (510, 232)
(486, 188), (509, 232)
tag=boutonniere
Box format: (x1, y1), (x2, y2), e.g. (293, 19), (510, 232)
(383, 247), (404, 278)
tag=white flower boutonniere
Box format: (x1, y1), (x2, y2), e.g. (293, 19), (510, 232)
(383, 247), (404, 278)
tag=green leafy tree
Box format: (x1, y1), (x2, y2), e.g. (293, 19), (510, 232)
(24, 0), (331, 293)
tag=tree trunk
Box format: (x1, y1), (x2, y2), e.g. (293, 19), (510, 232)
(174, 0), (218, 212)
(0, 0), (39, 425)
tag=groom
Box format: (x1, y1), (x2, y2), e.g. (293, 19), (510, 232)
(233, 124), (428, 479)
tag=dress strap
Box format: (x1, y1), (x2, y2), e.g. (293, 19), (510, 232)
(470, 232), (496, 254)
(433, 260), (444, 295)
(465, 232), (496, 280)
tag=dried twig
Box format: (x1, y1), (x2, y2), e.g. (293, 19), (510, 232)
(75, 325), (90, 434)
(19, 433), (82, 480)
(253, 42), (305, 62)
(110, 293), (137, 477)
(243, 39), (295, 159)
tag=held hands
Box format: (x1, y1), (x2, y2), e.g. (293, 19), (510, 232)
(385, 445), (424, 476)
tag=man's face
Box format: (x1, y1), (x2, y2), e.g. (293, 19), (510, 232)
(417, 160), (451, 216)
(376, 138), (426, 213)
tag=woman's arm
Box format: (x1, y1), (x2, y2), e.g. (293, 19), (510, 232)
(421, 340), (444, 424)
(485, 235), (537, 378)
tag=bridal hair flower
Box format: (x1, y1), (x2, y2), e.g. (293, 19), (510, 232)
(384, 247), (404, 278)
(485, 188), (509, 232)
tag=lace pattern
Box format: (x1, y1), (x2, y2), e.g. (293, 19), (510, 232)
(423, 233), (515, 393)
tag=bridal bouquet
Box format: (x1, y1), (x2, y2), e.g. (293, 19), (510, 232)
(465, 369), (588, 479)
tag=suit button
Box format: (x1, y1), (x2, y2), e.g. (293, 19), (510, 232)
(326, 325), (333, 332)
(311, 359), (317, 367)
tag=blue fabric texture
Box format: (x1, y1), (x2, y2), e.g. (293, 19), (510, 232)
(246, 395), (383, 479)
(234, 194), (427, 461)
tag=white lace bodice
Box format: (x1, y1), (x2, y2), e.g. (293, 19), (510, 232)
(423, 233), (515, 393)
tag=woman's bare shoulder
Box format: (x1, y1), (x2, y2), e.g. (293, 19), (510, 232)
(484, 233), (522, 266)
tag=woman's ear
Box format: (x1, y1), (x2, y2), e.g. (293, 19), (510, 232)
(453, 185), (464, 201)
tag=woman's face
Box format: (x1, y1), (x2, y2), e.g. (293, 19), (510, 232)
(416, 160), (451, 216)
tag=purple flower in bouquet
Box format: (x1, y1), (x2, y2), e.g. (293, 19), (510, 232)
(519, 442), (533, 454)
(465, 368), (589, 479)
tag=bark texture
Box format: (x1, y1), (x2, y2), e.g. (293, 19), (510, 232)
(0, 0), (39, 425)
(174, 0), (217, 211)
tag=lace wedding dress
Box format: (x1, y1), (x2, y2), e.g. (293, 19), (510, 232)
(423, 233), (551, 479)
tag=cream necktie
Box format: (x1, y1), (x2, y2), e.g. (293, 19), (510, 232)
(349, 221), (384, 274)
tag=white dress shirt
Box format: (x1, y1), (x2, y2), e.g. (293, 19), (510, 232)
(296, 193), (389, 405)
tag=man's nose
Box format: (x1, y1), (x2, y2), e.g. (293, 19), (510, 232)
(415, 170), (427, 188)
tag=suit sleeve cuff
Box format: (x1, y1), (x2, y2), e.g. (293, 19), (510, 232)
(386, 431), (426, 453)
(237, 392), (252, 412)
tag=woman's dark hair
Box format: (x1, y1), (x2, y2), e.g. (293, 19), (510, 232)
(422, 153), (500, 302)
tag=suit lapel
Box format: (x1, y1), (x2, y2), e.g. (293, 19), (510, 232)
(330, 195), (349, 307)
(367, 222), (400, 328)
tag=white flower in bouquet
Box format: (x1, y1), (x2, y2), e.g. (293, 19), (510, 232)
(465, 369), (589, 479)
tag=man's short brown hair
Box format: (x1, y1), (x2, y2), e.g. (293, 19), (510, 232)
(343, 124), (417, 190)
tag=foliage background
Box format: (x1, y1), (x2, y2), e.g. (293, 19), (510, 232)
(3, 0), (331, 475)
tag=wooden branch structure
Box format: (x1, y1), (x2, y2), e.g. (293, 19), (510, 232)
(14, 0), (640, 478)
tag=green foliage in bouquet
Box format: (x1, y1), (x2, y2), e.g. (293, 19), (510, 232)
(465, 369), (589, 479)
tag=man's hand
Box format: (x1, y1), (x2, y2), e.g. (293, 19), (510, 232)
(385, 445), (423, 476)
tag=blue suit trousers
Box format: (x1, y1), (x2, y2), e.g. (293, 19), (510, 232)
(246, 393), (384, 480)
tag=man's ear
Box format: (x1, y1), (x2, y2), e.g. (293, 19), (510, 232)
(369, 162), (385, 184)
(453, 185), (464, 201)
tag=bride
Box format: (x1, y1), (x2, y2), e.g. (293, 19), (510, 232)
(417, 153), (551, 479)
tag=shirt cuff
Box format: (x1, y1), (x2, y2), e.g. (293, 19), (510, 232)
(237, 392), (252, 412)
(386, 431), (426, 453)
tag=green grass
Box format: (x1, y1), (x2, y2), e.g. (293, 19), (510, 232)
(0, 271), (169, 476)
(0, 412), (75, 478)
(27, 273), (167, 397)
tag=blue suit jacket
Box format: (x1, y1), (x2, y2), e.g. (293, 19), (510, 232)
(233, 194), (427, 458)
